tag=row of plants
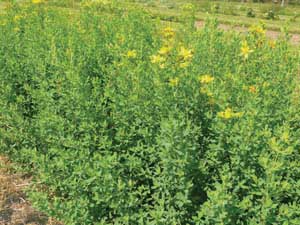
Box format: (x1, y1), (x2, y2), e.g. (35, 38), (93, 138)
(0, 0), (300, 224)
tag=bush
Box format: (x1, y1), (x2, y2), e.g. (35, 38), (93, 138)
(211, 3), (220, 13)
(264, 9), (279, 19)
(1, 1), (300, 224)
(246, 7), (256, 18)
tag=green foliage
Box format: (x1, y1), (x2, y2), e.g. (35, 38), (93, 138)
(246, 7), (256, 18)
(264, 9), (279, 20)
(1, 1), (300, 224)
(211, 3), (221, 14)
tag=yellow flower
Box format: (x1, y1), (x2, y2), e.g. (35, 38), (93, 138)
(240, 41), (253, 59)
(162, 26), (175, 39)
(118, 35), (125, 44)
(14, 27), (20, 33)
(181, 3), (194, 11)
(158, 46), (172, 55)
(217, 108), (243, 119)
(262, 82), (270, 88)
(178, 46), (193, 61)
(81, 1), (92, 7)
(200, 87), (213, 97)
(234, 112), (244, 118)
(179, 62), (190, 68)
(268, 40), (276, 49)
(169, 77), (179, 87)
(159, 64), (165, 69)
(32, 0), (43, 4)
(199, 75), (214, 84)
(249, 85), (257, 94)
(256, 27), (265, 35)
(249, 25), (265, 35)
(14, 15), (22, 22)
(150, 55), (165, 64)
(127, 50), (137, 59)
(94, 0), (109, 4)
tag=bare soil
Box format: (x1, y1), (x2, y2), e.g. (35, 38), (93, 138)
(0, 156), (61, 225)
(195, 21), (300, 45)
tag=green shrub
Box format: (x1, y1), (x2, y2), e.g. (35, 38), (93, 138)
(0, 1), (300, 224)
(246, 7), (256, 18)
(211, 3), (220, 14)
(264, 9), (279, 20)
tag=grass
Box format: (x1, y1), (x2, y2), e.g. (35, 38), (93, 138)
(129, 0), (300, 33)
(1, 0), (300, 33)
(0, 2), (7, 10)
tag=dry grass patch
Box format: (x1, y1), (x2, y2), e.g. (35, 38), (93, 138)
(0, 156), (61, 225)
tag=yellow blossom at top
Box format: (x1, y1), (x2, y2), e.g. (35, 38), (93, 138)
(179, 46), (193, 61)
(181, 3), (194, 11)
(95, 0), (109, 4)
(169, 77), (179, 87)
(158, 46), (172, 55)
(199, 75), (214, 84)
(150, 55), (165, 64)
(249, 25), (265, 35)
(217, 108), (243, 119)
(159, 63), (166, 69)
(200, 87), (213, 97)
(14, 27), (20, 33)
(263, 82), (270, 88)
(14, 15), (22, 22)
(126, 50), (137, 59)
(162, 27), (175, 39)
(249, 85), (257, 94)
(32, 0), (43, 4)
(179, 62), (190, 68)
(118, 35), (125, 44)
(240, 41), (253, 59)
(268, 40), (276, 49)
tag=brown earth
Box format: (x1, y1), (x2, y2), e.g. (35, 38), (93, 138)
(195, 21), (300, 45)
(0, 156), (61, 225)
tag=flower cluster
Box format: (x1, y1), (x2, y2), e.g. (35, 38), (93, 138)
(162, 26), (175, 40)
(240, 41), (253, 59)
(178, 46), (193, 68)
(217, 108), (244, 119)
(32, 0), (43, 4)
(127, 50), (137, 59)
(199, 75), (214, 84)
(169, 77), (179, 87)
(249, 25), (265, 36)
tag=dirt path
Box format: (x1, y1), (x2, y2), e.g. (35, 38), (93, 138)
(196, 21), (300, 45)
(0, 156), (61, 225)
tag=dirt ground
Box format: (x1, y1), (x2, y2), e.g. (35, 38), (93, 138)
(0, 156), (61, 225)
(195, 21), (300, 45)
